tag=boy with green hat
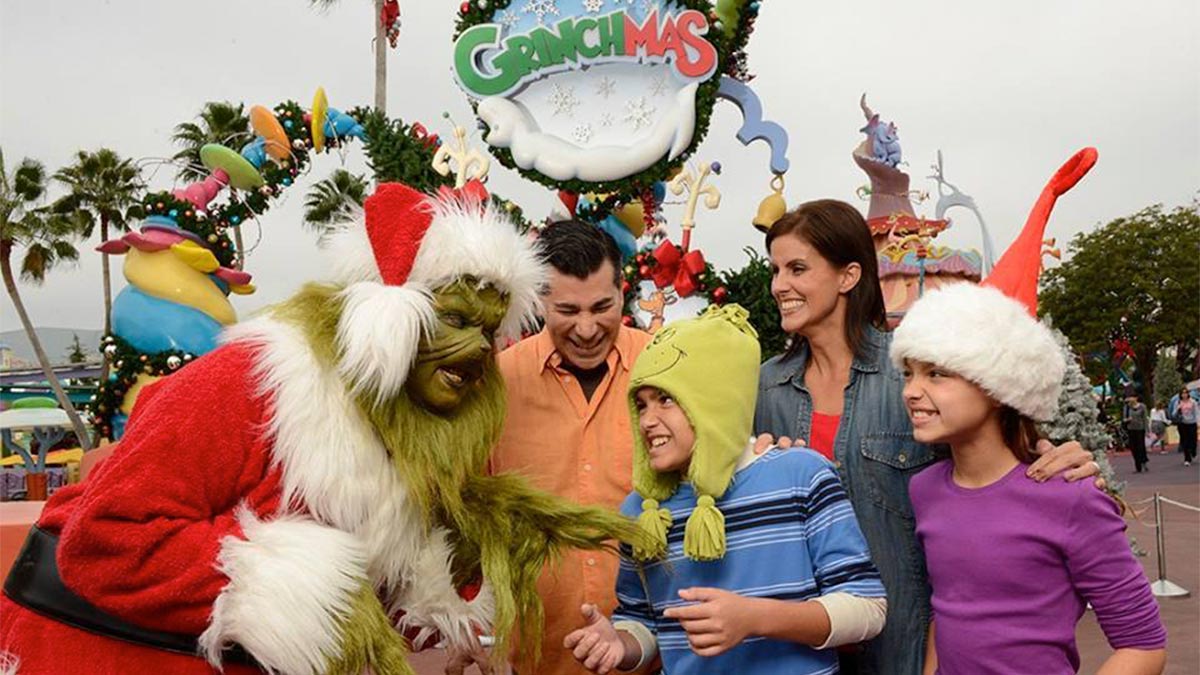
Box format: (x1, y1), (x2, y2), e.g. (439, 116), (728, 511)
(564, 305), (887, 674)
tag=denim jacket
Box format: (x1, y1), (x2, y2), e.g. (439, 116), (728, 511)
(755, 326), (938, 675)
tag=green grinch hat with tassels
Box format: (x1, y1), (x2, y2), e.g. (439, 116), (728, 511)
(627, 304), (760, 562)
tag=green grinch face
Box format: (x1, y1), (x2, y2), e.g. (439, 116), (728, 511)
(406, 277), (508, 414)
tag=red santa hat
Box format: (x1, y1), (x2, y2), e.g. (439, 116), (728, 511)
(322, 179), (543, 399)
(890, 148), (1098, 421)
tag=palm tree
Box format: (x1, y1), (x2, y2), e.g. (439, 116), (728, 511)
(171, 101), (253, 182)
(303, 169), (368, 235)
(52, 149), (145, 340)
(0, 150), (94, 450)
(310, 0), (390, 111)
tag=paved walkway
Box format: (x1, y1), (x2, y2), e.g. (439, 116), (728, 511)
(1077, 449), (1200, 674)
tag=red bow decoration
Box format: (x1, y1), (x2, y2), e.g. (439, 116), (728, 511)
(436, 178), (489, 205)
(651, 240), (706, 297)
(410, 122), (440, 150)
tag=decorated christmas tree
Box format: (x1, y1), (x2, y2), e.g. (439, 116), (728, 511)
(1039, 324), (1123, 496)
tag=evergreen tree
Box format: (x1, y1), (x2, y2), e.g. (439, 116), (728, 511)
(1039, 325), (1122, 495)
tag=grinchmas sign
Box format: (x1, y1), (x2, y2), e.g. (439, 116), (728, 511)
(452, 0), (764, 194)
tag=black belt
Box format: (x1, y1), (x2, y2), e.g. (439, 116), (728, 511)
(3, 525), (259, 667)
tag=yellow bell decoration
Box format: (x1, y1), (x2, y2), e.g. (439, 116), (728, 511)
(753, 173), (787, 233)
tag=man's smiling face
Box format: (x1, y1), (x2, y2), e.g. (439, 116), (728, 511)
(542, 259), (623, 370)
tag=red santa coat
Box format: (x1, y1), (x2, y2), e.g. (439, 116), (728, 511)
(0, 317), (493, 675)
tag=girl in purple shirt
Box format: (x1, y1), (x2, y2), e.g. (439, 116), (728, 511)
(890, 279), (1166, 675)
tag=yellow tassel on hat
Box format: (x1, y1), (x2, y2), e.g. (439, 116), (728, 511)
(634, 499), (674, 562)
(683, 494), (726, 561)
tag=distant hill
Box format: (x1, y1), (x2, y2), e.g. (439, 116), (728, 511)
(0, 328), (104, 368)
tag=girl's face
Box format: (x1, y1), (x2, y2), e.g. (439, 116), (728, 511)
(635, 386), (696, 473)
(768, 234), (860, 337)
(901, 359), (999, 445)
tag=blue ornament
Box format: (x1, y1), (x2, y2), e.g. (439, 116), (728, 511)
(168, 209), (179, 218)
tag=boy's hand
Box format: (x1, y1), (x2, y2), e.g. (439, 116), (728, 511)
(663, 587), (758, 657)
(564, 604), (627, 674)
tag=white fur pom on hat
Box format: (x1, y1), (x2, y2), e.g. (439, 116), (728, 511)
(890, 282), (1064, 421)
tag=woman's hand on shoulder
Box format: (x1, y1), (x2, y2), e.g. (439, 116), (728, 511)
(753, 434), (806, 455)
(1027, 439), (1105, 489)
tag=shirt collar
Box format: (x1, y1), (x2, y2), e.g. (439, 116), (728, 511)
(535, 325), (636, 374)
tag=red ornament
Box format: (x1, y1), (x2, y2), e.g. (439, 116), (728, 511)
(460, 1), (470, 13)
(621, 280), (631, 294)
(638, 264), (651, 278)
(622, 315), (634, 326)
(713, 286), (728, 303)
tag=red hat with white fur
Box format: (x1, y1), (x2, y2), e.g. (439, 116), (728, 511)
(322, 180), (543, 399)
(891, 148), (1098, 421)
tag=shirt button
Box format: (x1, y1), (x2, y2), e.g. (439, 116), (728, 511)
(583, 463), (593, 472)
(587, 558), (597, 567)
(833, 460), (842, 469)
(897, 453), (907, 462)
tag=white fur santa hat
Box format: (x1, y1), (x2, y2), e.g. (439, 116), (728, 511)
(891, 148), (1098, 421)
(321, 180), (543, 399)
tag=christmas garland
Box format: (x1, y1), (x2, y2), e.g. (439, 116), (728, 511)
(141, 193), (238, 268)
(87, 334), (196, 439)
(452, 0), (764, 201)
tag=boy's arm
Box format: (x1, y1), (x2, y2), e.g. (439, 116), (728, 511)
(661, 589), (885, 652)
(607, 545), (659, 671)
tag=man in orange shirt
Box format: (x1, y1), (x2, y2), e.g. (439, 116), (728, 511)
(491, 221), (652, 675)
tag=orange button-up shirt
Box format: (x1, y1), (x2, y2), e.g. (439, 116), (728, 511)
(492, 325), (652, 675)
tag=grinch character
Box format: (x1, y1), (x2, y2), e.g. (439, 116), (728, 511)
(0, 181), (640, 675)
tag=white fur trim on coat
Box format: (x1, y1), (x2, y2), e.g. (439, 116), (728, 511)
(890, 283), (1064, 421)
(200, 508), (368, 675)
(222, 318), (497, 651)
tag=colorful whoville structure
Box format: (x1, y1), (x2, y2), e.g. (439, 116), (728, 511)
(89, 92), (367, 439)
(853, 96), (987, 326)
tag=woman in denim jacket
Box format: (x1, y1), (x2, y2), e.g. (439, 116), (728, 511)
(753, 200), (1099, 675)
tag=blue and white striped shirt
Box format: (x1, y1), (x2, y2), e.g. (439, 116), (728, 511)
(613, 447), (885, 674)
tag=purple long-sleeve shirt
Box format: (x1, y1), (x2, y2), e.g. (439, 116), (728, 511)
(910, 460), (1166, 674)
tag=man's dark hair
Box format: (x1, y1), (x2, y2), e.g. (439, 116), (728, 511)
(537, 219), (622, 288)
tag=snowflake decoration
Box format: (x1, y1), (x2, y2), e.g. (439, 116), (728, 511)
(596, 76), (617, 99)
(583, 0), (605, 13)
(548, 82), (580, 116)
(623, 97), (655, 130)
(523, 0), (559, 26)
(498, 9), (520, 29)
(598, 112), (615, 127)
(572, 123), (593, 144)
(648, 73), (670, 97)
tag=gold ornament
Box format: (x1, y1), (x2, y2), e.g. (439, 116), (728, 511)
(753, 173), (787, 233)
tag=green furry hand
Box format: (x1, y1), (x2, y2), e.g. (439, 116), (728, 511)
(326, 586), (414, 675)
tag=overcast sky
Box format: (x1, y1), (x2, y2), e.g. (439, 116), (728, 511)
(2, 0), (1196, 331)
